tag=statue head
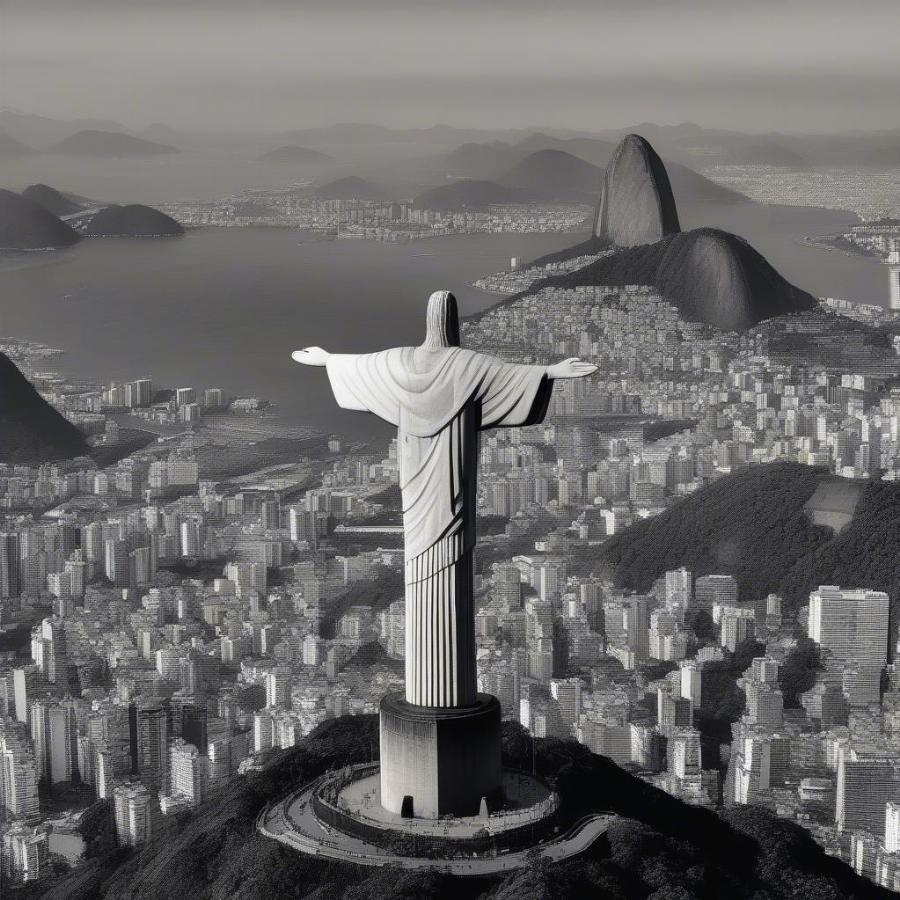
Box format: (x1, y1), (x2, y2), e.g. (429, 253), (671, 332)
(422, 290), (460, 349)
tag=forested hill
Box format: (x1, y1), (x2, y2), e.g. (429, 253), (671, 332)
(21, 715), (893, 900)
(596, 461), (900, 619)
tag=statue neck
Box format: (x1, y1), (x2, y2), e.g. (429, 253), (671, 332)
(411, 344), (455, 373)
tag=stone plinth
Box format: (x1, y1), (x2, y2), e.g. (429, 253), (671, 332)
(379, 692), (502, 818)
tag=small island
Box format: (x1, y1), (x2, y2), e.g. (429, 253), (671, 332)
(84, 204), (184, 238)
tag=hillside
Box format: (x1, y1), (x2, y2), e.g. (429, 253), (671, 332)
(83, 205), (184, 237)
(595, 461), (900, 624)
(412, 179), (516, 210)
(654, 228), (817, 330)
(499, 149), (600, 202)
(313, 176), (386, 201)
(20, 183), (85, 217)
(444, 140), (513, 178)
(50, 130), (178, 156)
(24, 715), (890, 900)
(0, 353), (89, 464)
(512, 132), (617, 166)
(504, 227), (815, 331)
(0, 189), (81, 249)
(666, 161), (750, 205)
(260, 145), (333, 164)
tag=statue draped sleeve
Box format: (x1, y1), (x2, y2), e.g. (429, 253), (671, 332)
(324, 351), (404, 426)
(476, 356), (552, 429)
(325, 347), (551, 435)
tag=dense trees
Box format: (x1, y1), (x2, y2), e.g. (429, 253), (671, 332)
(598, 462), (900, 614)
(779, 636), (823, 707)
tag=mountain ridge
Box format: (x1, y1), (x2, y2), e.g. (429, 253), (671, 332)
(260, 145), (334, 164)
(50, 130), (178, 157)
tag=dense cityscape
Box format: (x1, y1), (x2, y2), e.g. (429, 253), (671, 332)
(158, 192), (591, 241)
(1, 202), (900, 888)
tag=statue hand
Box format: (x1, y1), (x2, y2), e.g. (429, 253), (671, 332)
(547, 357), (598, 380)
(292, 347), (330, 367)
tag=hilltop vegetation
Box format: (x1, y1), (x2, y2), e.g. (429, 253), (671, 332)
(596, 461), (900, 619)
(20, 715), (891, 900)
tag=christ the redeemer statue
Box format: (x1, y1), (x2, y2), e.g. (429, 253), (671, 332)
(293, 291), (596, 712)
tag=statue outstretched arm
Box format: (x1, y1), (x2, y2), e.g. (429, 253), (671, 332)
(546, 358), (597, 380)
(291, 346), (330, 366)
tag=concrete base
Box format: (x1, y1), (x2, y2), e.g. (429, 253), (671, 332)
(379, 692), (502, 818)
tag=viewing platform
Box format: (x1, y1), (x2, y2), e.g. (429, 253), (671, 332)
(257, 762), (614, 875)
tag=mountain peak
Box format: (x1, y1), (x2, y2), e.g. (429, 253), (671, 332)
(594, 133), (681, 246)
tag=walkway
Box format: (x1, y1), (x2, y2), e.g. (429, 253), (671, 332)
(257, 777), (613, 876)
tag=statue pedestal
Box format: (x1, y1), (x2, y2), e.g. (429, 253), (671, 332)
(379, 692), (502, 818)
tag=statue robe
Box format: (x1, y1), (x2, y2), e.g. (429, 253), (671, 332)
(325, 347), (552, 707)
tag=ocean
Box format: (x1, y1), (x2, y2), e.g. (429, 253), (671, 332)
(0, 228), (576, 440)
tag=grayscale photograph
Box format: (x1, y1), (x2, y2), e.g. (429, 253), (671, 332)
(0, 1), (899, 897)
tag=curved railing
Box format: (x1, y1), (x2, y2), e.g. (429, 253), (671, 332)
(257, 767), (615, 874)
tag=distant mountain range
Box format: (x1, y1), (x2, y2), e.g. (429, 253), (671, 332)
(0, 128), (34, 156)
(2, 111), (898, 167)
(412, 179), (516, 210)
(259, 145), (333, 164)
(313, 176), (387, 201)
(0, 188), (81, 249)
(0, 352), (89, 464)
(49, 130), (179, 157)
(0, 110), (132, 148)
(83, 204), (184, 237)
(417, 140), (746, 213)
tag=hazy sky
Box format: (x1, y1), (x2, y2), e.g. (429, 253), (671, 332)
(2, 0), (899, 133)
